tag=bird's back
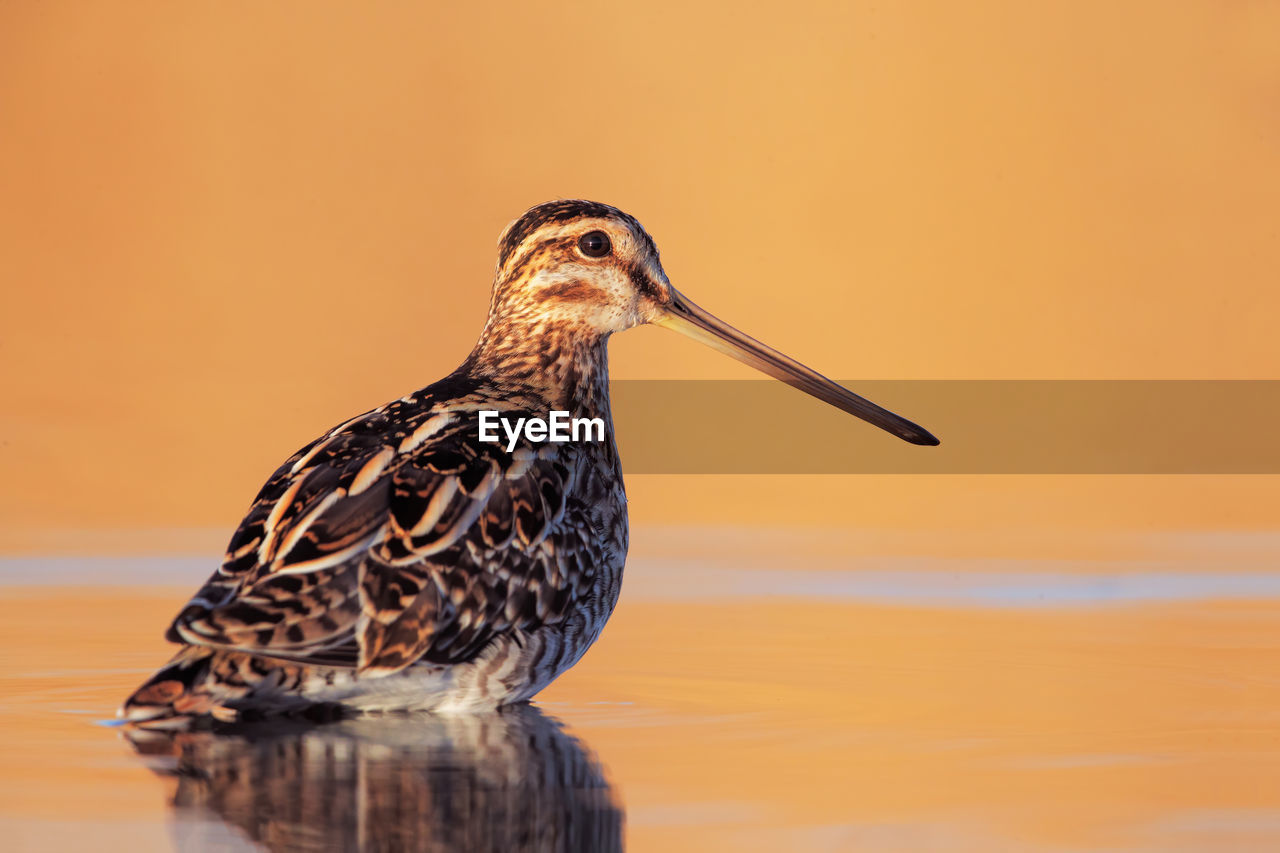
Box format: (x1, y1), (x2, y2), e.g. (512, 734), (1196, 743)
(122, 370), (628, 727)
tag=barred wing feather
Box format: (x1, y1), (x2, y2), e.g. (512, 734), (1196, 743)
(166, 392), (605, 676)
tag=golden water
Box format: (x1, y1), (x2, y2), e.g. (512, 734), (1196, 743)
(2, 530), (1277, 851)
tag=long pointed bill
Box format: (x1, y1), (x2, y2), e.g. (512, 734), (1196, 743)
(654, 290), (940, 446)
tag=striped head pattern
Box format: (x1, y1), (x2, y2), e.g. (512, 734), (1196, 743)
(482, 200), (674, 340)
(472, 199), (940, 446)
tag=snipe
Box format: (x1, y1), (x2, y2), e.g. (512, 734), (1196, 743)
(121, 200), (937, 728)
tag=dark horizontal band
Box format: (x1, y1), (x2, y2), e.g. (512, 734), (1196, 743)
(608, 380), (1280, 473)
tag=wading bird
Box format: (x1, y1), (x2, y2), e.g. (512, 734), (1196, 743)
(121, 200), (937, 728)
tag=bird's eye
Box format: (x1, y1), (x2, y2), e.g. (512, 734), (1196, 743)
(577, 230), (612, 258)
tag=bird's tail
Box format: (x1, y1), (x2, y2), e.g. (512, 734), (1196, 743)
(118, 646), (248, 730)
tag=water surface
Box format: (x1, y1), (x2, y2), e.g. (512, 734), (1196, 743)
(1, 529), (1278, 851)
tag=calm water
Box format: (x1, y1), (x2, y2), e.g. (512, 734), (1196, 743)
(2, 528), (1278, 851)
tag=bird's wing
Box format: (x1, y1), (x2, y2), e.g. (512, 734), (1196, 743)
(167, 393), (610, 674)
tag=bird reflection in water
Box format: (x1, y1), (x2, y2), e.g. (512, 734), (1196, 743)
(123, 703), (623, 852)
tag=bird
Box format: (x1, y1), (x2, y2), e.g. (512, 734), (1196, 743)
(120, 199), (938, 729)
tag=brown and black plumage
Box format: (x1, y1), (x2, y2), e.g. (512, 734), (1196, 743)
(121, 199), (937, 728)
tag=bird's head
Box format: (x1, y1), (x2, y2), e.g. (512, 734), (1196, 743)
(488, 199), (671, 336)
(479, 199), (938, 445)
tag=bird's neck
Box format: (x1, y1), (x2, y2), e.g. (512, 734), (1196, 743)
(464, 319), (614, 416)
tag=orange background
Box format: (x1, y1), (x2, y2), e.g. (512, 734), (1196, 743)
(2, 1), (1278, 547)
